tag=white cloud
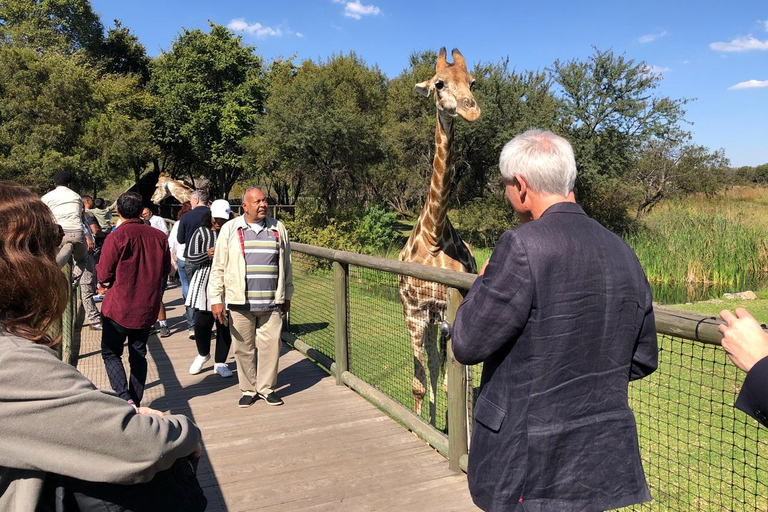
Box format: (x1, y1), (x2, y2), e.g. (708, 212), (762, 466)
(728, 79), (768, 90)
(227, 18), (282, 39)
(296, 32), (304, 38)
(646, 65), (671, 75)
(338, 0), (381, 20)
(638, 31), (668, 44)
(762, 20), (768, 32)
(710, 35), (768, 52)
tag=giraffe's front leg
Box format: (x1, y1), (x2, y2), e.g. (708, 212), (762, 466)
(412, 351), (427, 416)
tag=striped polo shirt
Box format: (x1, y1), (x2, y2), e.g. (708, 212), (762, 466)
(231, 221), (280, 312)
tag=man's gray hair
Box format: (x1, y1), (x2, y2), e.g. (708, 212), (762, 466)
(192, 188), (209, 205)
(498, 129), (577, 197)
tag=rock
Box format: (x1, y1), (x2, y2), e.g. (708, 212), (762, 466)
(723, 291), (758, 300)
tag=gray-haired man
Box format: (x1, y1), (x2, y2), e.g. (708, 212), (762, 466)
(176, 189), (210, 339)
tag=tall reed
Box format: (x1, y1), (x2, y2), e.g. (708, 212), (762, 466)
(627, 204), (767, 288)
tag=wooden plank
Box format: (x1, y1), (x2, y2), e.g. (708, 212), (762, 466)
(75, 285), (478, 511)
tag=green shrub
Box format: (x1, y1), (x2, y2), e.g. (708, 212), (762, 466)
(353, 204), (401, 254)
(284, 202), (402, 256)
(452, 195), (517, 248)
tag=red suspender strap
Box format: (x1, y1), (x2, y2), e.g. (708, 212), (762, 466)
(238, 227), (245, 256)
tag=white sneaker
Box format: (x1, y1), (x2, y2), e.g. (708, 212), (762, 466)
(214, 363), (233, 378)
(189, 354), (210, 374)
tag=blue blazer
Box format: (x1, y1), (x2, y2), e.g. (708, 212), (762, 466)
(453, 202), (658, 512)
(736, 356), (768, 427)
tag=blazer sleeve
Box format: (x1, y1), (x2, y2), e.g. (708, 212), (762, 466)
(735, 356), (768, 427)
(629, 281), (659, 381)
(452, 231), (534, 365)
(176, 216), (186, 245)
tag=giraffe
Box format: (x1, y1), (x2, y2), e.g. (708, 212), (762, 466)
(398, 48), (480, 422)
(151, 174), (194, 205)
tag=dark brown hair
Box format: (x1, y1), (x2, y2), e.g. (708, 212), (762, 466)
(0, 181), (69, 346)
(177, 200), (192, 220)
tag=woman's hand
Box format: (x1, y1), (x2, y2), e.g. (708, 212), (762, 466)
(207, 247), (215, 259)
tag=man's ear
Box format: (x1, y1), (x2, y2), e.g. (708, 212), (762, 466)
(516, 175), (529, 201)
(414, 80), (433, 97)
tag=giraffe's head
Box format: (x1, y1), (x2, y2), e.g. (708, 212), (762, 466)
(415, 47), (480, 122)
(151, 175), (171, 205)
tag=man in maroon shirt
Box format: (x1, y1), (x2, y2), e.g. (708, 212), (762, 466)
(96, 191), (171, 407)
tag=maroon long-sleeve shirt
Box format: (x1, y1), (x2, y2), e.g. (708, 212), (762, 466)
(96, 218), (172, 329)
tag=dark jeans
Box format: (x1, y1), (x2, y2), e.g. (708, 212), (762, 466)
(183, 262), (199, 331)
(194, 310), (232, 363)
(101, 317), (150, 406)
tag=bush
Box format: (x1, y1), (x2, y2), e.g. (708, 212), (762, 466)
(354, 204), (401, 254)
(284, 202), (401, 255)
(453, 195), (517, 248)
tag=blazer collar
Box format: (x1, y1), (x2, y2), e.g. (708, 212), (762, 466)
(539, 201), (587, 218)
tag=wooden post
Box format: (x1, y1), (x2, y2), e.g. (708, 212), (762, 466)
(333, 261), (349, 385)
(446, 287), (468, 472)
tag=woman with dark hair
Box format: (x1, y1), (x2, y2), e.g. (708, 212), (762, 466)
(186, 199), (233, 377)
(0, 181), (203, 511)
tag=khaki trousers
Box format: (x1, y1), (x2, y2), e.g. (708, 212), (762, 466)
(230, 309), (282, 396)
(57, 230), (100, 323)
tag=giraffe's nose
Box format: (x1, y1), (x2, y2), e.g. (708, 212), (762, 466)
(462, 98), (476, 110)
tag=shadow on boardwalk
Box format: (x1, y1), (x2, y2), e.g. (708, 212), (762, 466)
(76, 285), (478, 511)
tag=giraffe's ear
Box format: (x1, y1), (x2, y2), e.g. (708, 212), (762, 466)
(414, 80), (432, 97)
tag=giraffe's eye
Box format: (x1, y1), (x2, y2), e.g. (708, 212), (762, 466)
(469, 80), (476, 90)
(435, 80), (444, 91)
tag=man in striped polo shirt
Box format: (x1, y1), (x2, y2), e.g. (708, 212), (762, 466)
(209, 186), (293, 408)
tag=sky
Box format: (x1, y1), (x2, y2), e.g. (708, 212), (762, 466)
(91, 0), (768, 167)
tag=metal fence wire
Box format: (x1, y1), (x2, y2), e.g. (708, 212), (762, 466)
(289, 253), (336, 362)
(287, 249), (768, 511)
(624, 334), (767, 512)
(347, 266), (450, 432)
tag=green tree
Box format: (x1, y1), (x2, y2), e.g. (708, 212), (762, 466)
(0, 0), (104, 56)
(246, 52), (386, 212)
(0, 46), (98, 191)
(372, 50), (436, 215)
(100, 20), (150, 83)
(551, 47), (690, 232)
(80, 73), (158, 190)
(150, 23), (266, 197)
(455, 59), (559, 204)
(633, 136), (729, 218)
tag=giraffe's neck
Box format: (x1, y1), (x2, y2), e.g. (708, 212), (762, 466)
(417, 113), (454, 247)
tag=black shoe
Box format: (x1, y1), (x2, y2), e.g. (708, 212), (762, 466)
(238, 395), (257, 408)
(260, 392), (284, 406)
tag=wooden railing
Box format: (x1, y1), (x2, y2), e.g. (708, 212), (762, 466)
(285, 242), (739, 473)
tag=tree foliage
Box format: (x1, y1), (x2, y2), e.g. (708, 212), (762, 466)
(0, 2), (744, 239)
(150, 23), (266, 197)
(552, 48), (692, 231)
(246, 53), (386, 212)
(0, 0), (104, 56)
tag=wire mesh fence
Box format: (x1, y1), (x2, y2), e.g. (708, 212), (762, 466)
(287, 246), (768, 510)
(347, 266), (450, 432)
(624, 334), (767, 511)
(289, 253), (336, 362)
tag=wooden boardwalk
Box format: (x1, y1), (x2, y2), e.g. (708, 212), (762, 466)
(76, 284), (478, 511)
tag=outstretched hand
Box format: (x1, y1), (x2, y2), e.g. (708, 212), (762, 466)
(718, 308), (768, 373)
